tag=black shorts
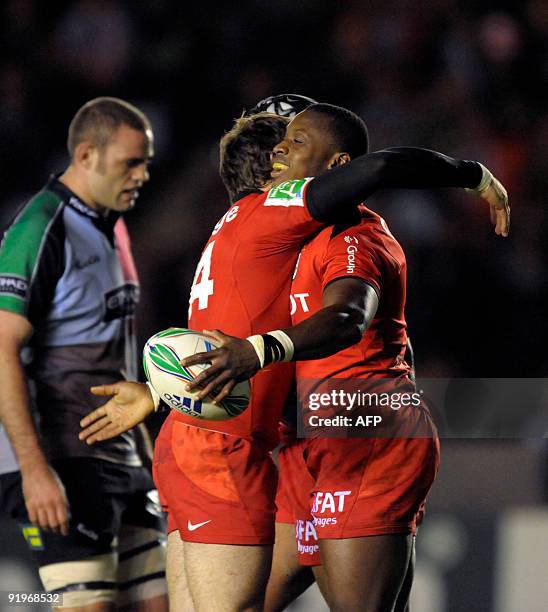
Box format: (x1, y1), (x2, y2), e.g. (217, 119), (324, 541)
(0, 458), (165, 566)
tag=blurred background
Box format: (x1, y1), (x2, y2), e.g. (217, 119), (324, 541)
(1, 0), (547, 610)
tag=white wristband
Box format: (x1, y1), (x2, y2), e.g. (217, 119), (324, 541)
(246, 335), (265, 368)
(146, 381), (161, 412)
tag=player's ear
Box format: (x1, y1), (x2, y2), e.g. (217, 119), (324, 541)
(327, 152), (351, 169)
(73, 141), (98, 170)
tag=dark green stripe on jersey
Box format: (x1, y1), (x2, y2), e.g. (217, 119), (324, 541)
(0, 190), (64, 318)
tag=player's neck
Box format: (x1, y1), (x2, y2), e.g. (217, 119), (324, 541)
(58, 166), (99, 212)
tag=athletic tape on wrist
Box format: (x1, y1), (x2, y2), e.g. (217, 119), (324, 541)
(475, 163), (493, 193)
(266, 330), (295, 363)
(246, 330), (295, 367)
(246, 335), (266, 368)
(146, 381), (161, 411)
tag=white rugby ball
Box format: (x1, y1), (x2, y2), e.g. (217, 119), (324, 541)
(143, 328), (250, 421)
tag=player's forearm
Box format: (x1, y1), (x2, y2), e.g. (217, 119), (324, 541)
(306, 147), (483, 222)
(283, 304), (366, 360)
(0, 348), (49, 474)
(246, 281), (378, 368)
(247, 304), (366, 367)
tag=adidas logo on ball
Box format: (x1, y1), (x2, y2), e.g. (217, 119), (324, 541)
(143, 328), (250, 421)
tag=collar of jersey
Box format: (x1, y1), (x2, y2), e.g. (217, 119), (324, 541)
(48, 175), (102, 219)
(48, 175), (120, 238)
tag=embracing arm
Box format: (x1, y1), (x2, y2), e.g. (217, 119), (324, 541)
(183, 278), (379, 401)
(0, 310), (69, 534)
(306, 147), (509, 236)
(276, 278), (378, 361)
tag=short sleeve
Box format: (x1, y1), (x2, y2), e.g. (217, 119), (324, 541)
(0, 194), (65, 324)
(320, 228), (383, 297)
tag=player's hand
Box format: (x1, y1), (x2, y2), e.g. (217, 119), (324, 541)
(79, 381), (154, 444)
(475, 172), (510, 237)
(481, 175), (510, 237)
(181, 329), (261, 404)
(21, 463), (70, 536)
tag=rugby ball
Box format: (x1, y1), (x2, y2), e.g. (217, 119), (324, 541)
(143, 328), (250, 421)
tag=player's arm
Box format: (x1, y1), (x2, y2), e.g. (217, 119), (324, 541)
(0, 310), (69, 534)
(275, 278), (378, 360)
(305, 148), (509, 236)
(183, 279), (379, 402)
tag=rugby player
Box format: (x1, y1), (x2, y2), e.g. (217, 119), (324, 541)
(261, 104), (438, 611)
(80, 99), (509, 611)
(0, 98), (167, 611)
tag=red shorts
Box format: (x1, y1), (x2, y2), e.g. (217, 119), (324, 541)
(153, 414), (278, 545)
(275, 432), (440, 565)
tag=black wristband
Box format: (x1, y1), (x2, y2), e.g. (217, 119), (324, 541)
(262, 333), (287, 366)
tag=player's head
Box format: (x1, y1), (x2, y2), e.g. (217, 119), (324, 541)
(220, 112), (289, 202)
(271, 103), (369, 186)
(246, 94), (318, 118)
(67, 97), (154, 213)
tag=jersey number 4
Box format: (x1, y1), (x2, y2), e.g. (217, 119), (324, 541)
(188, 241), (215, 318)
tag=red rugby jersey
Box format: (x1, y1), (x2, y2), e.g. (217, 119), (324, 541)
(291, 206), (411, 381)
(171, 178), (322, 447)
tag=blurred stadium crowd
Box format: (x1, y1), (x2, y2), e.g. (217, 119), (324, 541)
(1, 0), (547, 377)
